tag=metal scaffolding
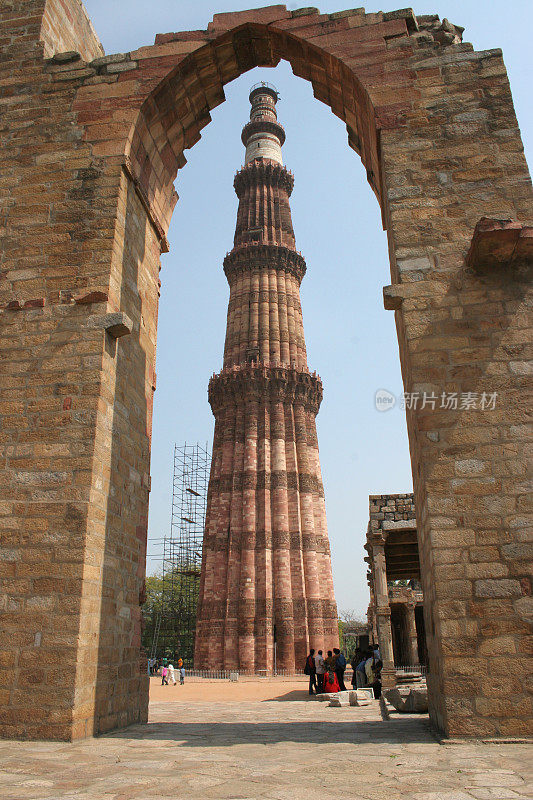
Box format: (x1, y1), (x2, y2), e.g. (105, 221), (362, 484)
(153, 443), (210, 664)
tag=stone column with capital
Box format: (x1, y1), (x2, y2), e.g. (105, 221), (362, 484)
(406, 601), (419, 666)
(369, 535), (395, 688)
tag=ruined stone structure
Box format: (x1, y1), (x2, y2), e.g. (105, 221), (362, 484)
(366, 494), (427, 680)
(0, 1), (531, 740)
(389, 584), (427, 667)
(195, 85), (338, 672)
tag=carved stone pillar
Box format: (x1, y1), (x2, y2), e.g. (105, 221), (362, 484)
(370, 535), (395, 688)
(406, 601), (419, 665)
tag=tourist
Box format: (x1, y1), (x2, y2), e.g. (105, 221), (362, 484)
(371, 659), (383, 699)
(167, 662), (176, 685)
(365, 652), (375, 687)
(323, 666), (340, 693)
(355, 652), (369, 687)
(179, 665), (185, 685)
(350, 649), (362, 688)
(314, 649), (325, 694)
(350, 655), (358, 688)
(324, 649), (336, 671)
(161, 665), (169, 685)
(304, 648), (317, 695)
(333, 647), (347, 691)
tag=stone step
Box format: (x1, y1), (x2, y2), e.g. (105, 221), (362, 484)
(317, 689), (374, 707)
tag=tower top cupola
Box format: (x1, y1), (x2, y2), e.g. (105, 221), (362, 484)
(241, 82), (285, 165)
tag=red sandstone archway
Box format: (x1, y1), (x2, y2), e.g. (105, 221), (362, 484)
(123, 21), (385, 240)
(1, 2), (531, 741)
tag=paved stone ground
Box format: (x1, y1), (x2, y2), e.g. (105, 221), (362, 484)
(0, 698), (531, 800)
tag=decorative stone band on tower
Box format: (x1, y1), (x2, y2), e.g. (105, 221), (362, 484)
(195, 84), (339, 673)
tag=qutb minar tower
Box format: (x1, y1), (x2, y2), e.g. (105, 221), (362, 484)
(195, 84), (339, 672)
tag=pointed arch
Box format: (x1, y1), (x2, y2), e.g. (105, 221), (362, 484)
(125, 19), (406, 235)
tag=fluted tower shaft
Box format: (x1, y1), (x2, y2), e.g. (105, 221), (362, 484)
(195, 85), (338, 673)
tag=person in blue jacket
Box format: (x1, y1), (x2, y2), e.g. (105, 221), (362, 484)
(333, 647), (347, 691)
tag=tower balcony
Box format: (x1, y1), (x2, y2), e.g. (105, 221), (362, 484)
(234, 159), (294, 196)
(223, 243), (306, 283)
(208, 362), (323, 415)
(241, 118), (286, 148)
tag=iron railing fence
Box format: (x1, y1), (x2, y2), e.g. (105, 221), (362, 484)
(152, 668), (307, 680)
(395, 664), (429, 675)
(150, 666), (428, 680)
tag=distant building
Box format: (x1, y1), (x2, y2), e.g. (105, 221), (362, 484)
(365, 494), (427, 686)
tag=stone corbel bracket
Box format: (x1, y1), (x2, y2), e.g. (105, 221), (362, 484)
(383, 280), (443, 310)
(87, 311), (133, 338)
(383, 285), (403, 311)
(465, 217), (533, 272)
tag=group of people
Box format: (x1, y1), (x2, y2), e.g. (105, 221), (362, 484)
(350, 646), (383, 699)
(149, 657), (186, 686)
(304, 647), (347, 695)
(304, 645), (383, 698)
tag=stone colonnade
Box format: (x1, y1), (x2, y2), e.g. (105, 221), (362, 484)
(366, 494), (422, 688)
(389, 586), (424, 667)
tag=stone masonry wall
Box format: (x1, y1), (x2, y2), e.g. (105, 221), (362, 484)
(0, 3), (531, 739)
(369, 494), (417, 530)
(40, 0), (104, 62)
(0, 1), (151, 738)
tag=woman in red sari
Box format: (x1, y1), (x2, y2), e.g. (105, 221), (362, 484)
(323, 668), (340, 693)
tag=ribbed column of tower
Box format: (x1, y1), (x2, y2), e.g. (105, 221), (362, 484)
(195, 84), (338, 673)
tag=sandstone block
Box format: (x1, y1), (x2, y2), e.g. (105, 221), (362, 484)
(348, 689), (372, 706)
(87, 312), (133, 338)
(328, 693), (349, 707)
(315, 692), (335, 702)
(474, 579), (522, 598)
(386, 686), (428, 713)
(405, 687), (429, 713)
(385, 686), (410, 712)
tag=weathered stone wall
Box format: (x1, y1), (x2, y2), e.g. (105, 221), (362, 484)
(0, 1), (150, 738)
(40, 0), (104, 62)
(366, 493), (420, 683)
(369, 494), (417, 529)
(0, 3), (531, 739)
(380, 37), (533, 734)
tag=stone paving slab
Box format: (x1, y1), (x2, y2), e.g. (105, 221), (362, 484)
(0, 700), (531, 799)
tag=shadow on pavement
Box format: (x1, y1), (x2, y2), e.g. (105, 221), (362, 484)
(262, 690), (313, 701)
(106, 718), (435, 745)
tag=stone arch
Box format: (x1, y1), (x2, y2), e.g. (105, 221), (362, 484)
(124, 21), (382, 237)
(113, 11), (532, 740)
(1, 2), (531, 741)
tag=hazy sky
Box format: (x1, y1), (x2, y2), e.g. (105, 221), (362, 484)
(83, 1), (531, 616)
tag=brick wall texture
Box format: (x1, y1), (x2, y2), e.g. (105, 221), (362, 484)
(0, 1), (531, 739)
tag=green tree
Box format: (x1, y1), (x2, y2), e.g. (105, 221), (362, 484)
(338, 618), (344, 651)
(142, 567), (200, 664)
(338, 609), (368, 659)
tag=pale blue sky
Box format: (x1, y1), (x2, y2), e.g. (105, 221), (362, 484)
(83, 1), (531, 616)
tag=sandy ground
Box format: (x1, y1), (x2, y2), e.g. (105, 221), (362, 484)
(149, 675), (313, 702)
